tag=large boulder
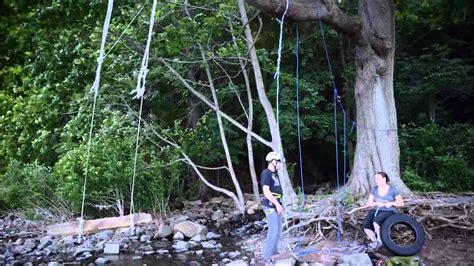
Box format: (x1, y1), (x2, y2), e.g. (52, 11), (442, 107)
(174, 221), (208, 238)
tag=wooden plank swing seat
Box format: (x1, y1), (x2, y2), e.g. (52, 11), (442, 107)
(47, 213), (152, 236)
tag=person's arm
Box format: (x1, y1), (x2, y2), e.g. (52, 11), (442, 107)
(367, 192), (384, 207)
(263, 185), (283, 213)
(385, 194), (404, 208)
(384, 187), (405, 208)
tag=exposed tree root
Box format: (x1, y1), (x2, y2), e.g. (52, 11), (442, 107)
(281, 192), (474, 244)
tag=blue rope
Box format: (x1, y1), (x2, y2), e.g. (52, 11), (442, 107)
(294, 26), (306, 255)
(293, 4), (365, 259)
(316, 4), (349, 244)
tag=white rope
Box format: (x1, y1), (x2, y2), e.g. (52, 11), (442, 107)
(271, 0), (292, 254)
(80, 0), (114, 240)
(130, 0), (158, 216)
(274, 0), (290, 127)
(104, 1), (148, 59)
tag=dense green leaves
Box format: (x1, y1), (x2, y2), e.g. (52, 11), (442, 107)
(1, 0), (473, 214)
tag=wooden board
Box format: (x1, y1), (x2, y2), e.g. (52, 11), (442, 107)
(47, 213), (152, 236)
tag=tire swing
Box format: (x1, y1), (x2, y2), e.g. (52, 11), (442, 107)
(381, 214), (425, 256)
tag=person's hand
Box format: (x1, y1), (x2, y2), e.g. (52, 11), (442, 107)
(375, 202), (384, 207)
(384, 202), (393, 208)
(276, 203), (284, 214)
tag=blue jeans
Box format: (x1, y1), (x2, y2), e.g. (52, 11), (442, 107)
(263, 206), (282, 261)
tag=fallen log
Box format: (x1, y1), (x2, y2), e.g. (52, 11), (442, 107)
(47, 213), (152, 236)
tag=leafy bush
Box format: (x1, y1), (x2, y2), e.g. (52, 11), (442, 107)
(0, 160), (56, 209)
(399, 123), (474, 191)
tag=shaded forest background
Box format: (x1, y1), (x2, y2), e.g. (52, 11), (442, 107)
(0, 0), (473, 217)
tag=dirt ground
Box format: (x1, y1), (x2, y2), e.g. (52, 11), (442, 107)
(419, 233), (474, 265)
(242, 229), (474, 265)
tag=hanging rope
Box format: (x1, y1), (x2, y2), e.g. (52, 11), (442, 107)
(80, 0), (114, 238)
(129, 0), (158, 218)
(104, 1), (148, 60)
(274, 0), (290, 128)
(294, 26), (307, 255)
(291, 4), (362, 258)
(316, 4), (348, 243)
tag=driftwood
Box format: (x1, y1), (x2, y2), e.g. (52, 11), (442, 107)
(47, 213), (152, 236)
(282, 192), (474, 242)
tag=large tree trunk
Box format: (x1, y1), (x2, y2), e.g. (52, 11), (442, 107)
(245, 0), (412, 197)
(347, 0), (411, 197)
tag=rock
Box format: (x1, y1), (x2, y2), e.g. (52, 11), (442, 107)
(24, 239), (37, 249)
(173, 232), (185, 240)
(189, 261), (201, 266)
(143, 250), (155, 256)
(14, 238), (24, 245)
(227, 260), (248, 266)
(40, 236), (52, 245)
(172, 241), (191, 252)
(156, 224), (173, 238)
(246, 208), (255, 215)
(190, 234), (207, 242)
(206, 232), (221, 239)
(95, 257), (110, 265)
(146, 223), (158, 231)
(96, 230), (114, 241)
(209, 196), (225, 204)
(73, 247), (93, 257)
(156, 249), (169, 255)
(275, 257), (296, 266)
(104, 243), (120, 254)
(337, 253), (371, 266)
(174, 221), (208, 238)
(223, 258), (232, 264)
(195, 250), (204, 256)
(140, 235), (151, 242)
(170, 215), (189, 227)
(308, 262), (323, 266)
(12, 245), (26, 255)
(228, 251), (241, 259)
(132, 255), (142, 260)
(201, 241), (216, 249)
(211, 210), (224, 221)
(135, 227), (145, 235)
(48, 262), (60, 266)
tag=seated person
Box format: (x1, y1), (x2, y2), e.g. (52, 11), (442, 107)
(363, 171), (404, 249)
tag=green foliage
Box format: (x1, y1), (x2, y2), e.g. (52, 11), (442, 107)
(0, 160), (56, 209)
(1, 0), (474, 215)
(399, 123), (474, 191)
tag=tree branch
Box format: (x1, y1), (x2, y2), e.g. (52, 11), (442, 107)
(245, 0), (361, 38)
(158, 57), (272, 148)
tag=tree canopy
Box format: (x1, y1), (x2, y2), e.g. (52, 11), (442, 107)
(0, 0), (472, 214)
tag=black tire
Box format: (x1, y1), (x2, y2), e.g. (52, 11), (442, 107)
(381, 213), (425, 256)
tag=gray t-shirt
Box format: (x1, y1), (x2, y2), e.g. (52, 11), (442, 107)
(371, 185), (400, 211)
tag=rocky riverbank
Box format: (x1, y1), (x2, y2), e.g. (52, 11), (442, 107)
(0, 195), (264, 265)
(1, 194), (473, 265)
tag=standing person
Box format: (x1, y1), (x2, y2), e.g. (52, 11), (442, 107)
(261, 151), (284, 265)
(363, 171), (405, 249)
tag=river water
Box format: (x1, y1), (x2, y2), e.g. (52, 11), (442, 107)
(101, 237), (252, 265)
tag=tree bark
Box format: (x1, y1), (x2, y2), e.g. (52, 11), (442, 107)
(348, 0), (411, 196)
(245, 0), (412, 197)
(238, 0), (297, 203)
(198, 44), (245, 212)
(228, 19), (261, 205)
